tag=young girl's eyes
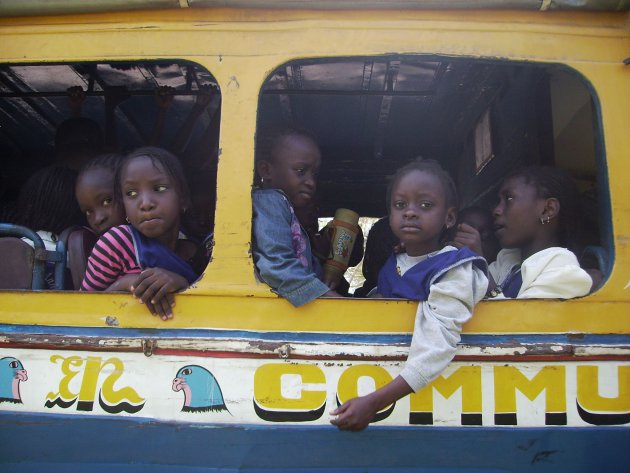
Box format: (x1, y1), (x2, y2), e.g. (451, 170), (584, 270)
(155, 185), (168, 192)
(295, 167), (305, 176)
(393, 201), (406, 210)
(102, 197), (113, 206)
(125, 190), (137, 198)
(420, 201), (433, 209)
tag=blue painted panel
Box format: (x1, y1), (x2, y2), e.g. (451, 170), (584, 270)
(0, 412), (628, 472)
(1, 323), (629, 347)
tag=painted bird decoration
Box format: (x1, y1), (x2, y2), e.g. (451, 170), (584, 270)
(0, 357), (28, 404)
(172, 365), (228, 413)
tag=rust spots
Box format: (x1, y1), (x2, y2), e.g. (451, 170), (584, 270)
(227, 76), (240, 91)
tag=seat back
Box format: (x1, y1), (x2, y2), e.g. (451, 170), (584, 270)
(59, 226), (98, 290)
(0, 223), (50, 289)
(0, 237), (35, 289)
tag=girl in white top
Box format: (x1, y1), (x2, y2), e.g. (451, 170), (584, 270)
(487, 166), (592, 299)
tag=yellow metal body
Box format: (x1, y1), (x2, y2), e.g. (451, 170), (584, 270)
(0, 8), (628, 334)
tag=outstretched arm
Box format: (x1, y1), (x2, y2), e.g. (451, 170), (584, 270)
(331, 262), (488, 431)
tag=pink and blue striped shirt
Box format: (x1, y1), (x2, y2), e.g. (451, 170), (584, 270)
(81, 225), (141, 291)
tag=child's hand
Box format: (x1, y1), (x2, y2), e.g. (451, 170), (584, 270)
(130, 268), (189, 321)
(66, 86), (85, 116)
(449, 223), (483, 256)
(193, 84), (216, 110)
(330, 396), (379, 431)
(155, 85), (175, 110)
(322, 273), (339, 290)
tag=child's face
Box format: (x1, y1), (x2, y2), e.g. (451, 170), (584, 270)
(121, 156), (182, 248)
(493, 176), (546, 250)
(75, 168), (125, 235)
(389, 170), (455, 256)
(258, 135), (321, 210)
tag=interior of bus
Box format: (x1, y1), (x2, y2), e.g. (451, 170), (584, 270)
(0, 55), (608, 293)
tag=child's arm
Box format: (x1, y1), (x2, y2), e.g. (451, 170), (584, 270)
(332, 261), (488, 431)
(66, 86), (85, 118)
(81, 227), (138, 291)
(172, 84), (216, 154)
(253, 191), (332, 307)
(104, 274), (138, 292)
(104, 86), (130, 150)
(399, 262), (488, 391)
(149, 85), (174, 146)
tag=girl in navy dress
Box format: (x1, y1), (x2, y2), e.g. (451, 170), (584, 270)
(331, 159), (488, 431)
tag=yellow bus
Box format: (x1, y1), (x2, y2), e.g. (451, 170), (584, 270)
(0, 1), (628, 471)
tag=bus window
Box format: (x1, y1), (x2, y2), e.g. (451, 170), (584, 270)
(255, 55), (607, 295)
(0, 61), (220, 290)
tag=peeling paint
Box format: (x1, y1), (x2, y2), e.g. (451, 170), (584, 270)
(0, 331), (628, 360)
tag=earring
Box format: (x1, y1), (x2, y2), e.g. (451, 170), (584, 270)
(539, 216), (551, 225)
(125, 216), (130, 224)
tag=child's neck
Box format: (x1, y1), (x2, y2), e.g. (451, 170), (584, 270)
(520, 235), (559, 260)
(153, 228), (179, 251)
(405, 241), (441, 257)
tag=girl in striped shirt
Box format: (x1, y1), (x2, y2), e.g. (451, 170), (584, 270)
(81, 147), (199, 320)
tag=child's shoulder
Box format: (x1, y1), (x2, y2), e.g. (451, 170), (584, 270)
(429, 245), (488, 280)
(525, 246), (580, 268)
(103, 224), (132, 235)
(98, 224), (134, 242)
(253, 188), (287, 200)
(436, 245), (486, 266)
(253, 188), (292, 212)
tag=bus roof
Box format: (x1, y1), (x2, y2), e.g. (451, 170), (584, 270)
(1, 0), (629, 18)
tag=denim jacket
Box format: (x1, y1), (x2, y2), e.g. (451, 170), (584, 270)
(252, 189), (329, 307)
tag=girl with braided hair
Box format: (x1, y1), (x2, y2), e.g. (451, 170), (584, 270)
(487, 166), (592, 299)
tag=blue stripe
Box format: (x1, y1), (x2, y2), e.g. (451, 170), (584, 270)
(0, 323), (628, 347)
(0, 411), (628, 472)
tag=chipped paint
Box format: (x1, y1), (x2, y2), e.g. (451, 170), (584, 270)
(0, 329), (628, 361)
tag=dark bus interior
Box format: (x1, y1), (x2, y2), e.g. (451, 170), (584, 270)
(0, 55), (610, 291)
(257, 55), (609, 286)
